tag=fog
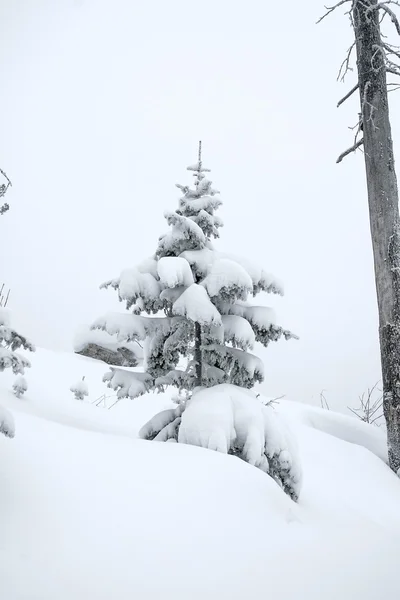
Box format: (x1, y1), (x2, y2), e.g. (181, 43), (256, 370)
(2, 0), (398, 411)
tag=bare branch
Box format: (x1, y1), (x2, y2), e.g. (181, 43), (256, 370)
(338, 41), (356, 81)
(316, 0), (352, 24)
(337, 83), (359, 106)
(336, 137), (364, 163)
(366, 1), (400, 35)
(383, 42), (400, 60)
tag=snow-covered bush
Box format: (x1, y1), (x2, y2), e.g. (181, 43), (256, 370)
(13, 375), (27, 398)
(140, 384), (302, 501)
(70, 376), (89, 401)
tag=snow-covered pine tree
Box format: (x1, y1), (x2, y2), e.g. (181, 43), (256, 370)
(92, 143), (300, 499)
(0, 308), (35, 376)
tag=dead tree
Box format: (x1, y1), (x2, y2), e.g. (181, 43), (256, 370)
(0, 168), (12, 215)
(318, 0), (400, 471)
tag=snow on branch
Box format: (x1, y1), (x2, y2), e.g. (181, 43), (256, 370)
(103, 368), (155, 399)
(139, 404), (184, 441)
(221, 315), (255, 350)
(92, 313), (148, 342)
(204, 344), (264, 388)
(173, 284), (222, 326)
(157, 256), (194, 289)
(0, 405), (15, 438)
(0, 348), (31, 375)
(157, 212), (206, 257)
(203, 258), (253, 302)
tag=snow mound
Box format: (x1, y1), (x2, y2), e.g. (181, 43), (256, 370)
(276, 399), (388, 463)
(1, 347), (400, 598)
(178, 384), (301, 500)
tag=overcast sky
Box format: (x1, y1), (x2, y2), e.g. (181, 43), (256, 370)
(1, 0), (399, 412)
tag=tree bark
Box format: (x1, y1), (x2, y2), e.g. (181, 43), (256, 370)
(194, 322), (202, 387)
(353, 0), (400, 471)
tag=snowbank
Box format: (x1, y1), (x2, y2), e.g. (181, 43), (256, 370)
(1, 347), (400, 599)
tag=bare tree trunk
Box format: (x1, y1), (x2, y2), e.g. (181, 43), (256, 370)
(353, 0), (400, 471)
(194, 322), (202, 387)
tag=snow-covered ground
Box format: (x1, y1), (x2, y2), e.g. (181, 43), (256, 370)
(1, 347), (400, 599)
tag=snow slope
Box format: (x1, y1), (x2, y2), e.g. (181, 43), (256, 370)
(1, 347), (400, 600)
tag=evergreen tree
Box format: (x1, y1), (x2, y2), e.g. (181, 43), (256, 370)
(0, 309), (35, 376)
(93, 144), (300, 499)
(93, 143), (296, 400)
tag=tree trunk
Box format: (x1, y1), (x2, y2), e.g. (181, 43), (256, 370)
(194, 322), (202, 387)
(353, 0), (400, 471)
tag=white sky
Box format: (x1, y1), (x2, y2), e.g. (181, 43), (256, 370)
(1, 0), (399, 412)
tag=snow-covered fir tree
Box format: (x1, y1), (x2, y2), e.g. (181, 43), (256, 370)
(0, 308), (34, 436)
(70, 376), (89, 401)
(13, 375), (28, 398)
(93, 143), (300, 500)
(0, 309), (35, 376)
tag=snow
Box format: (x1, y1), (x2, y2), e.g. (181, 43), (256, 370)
(118, 267), (160, 303)
(1, 346), (400, 598)
(157, 211), (206, 256)
(70, 378), (89, 400)
(0, 403), (14, 437)
(173, 283), (222, 325)
(177, 384), (301, 499)
(221, 314), (255, 349)
(103, 367), (154, 399)
(203, 258), (253, 299)
(180, 247), (215, 277)
(0, 306), (11, 327)
(181, 195), (222, 213)
(157, 256), (194, 288)
(73, 325), (143, 362)
(92, 312), (147, 342)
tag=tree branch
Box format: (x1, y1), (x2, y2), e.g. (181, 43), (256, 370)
(316, 0), (353, 24)
(338, 41), (356, 81)
(336, 137), (364, 163)
(337, 83), (359, 106)
(366, 1), (400, 35)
